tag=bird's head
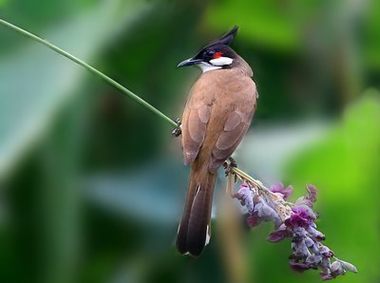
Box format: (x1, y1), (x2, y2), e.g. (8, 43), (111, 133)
(177, 26), (239, 73)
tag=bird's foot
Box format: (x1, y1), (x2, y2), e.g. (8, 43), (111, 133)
(223, 157), (238, 176)
(171, 118), (182, 137)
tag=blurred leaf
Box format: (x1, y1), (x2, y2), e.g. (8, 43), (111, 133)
(0, 0), (7, 8)
(205, 0), (319, 52)
(364, 0), (380, 70)
(0, 0), (152, 180)
(286, 90), (380, 196)
(237, 121), (330, 183)
(269, 90), (380, 283)
(84, 159), (188, 224)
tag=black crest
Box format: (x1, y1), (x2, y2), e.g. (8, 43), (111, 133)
(206, 25), (239, 48)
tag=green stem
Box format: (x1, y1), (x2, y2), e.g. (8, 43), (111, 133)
(0, 18), (177, 127)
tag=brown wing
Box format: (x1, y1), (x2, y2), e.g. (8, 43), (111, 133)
(181, 82), (213, 165)
(209, 77), (257, 171)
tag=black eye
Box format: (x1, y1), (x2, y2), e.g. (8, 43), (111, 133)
(204, 49), (215, 57)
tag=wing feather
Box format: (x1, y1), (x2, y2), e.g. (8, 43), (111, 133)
(209, 111), (253, 171)
(182, 97), (212, 165)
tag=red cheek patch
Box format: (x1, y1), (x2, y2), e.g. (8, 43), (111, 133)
(213, 51), (223, 59)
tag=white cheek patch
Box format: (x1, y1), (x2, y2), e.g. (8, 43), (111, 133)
(209, 56), (233, 66)
(198, 62), (222, 73)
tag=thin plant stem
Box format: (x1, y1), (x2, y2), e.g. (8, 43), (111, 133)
(0, 18), (177, 127)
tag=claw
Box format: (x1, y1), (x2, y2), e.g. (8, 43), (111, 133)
(228, 157), (237, 168)
(223, 157), (238, 176)
(171, 118), (182, 137)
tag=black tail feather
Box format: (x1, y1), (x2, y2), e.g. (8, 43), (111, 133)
(176, 168), (216, 256)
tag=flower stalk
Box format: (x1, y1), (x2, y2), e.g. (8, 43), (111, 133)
(225, 160), (292, 222)
(227, 161), (358, 280)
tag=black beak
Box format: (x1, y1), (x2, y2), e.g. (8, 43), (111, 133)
(177, 57), (202, 68)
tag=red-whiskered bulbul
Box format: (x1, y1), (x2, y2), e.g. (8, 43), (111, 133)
(176, 26), (258, 256)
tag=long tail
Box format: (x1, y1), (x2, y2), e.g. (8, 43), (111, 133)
(176, 162), (216, 256)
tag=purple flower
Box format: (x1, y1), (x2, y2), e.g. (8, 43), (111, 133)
(321, 273), (334, 281)
(268, 224), (289, 242)
(319, 245), (334, 258)
(254, 197), (279, 221)
(306, 184), (318, 204)
(292, 239), (311, 258)
(330, 261), (345, 276)
(234, 184), (281, 227)
(295, 184), (318, 207)
(339, 260), (358, 273)
(233, 182), (357, 280)
(246, 214), (261, 228)
(290, 261), (310, 272)
(285, 204), (316, 228)
(307, 226), (325, 241)
(306, 254), (322, 265)
(233, 183), (255, 212)
(320, 259), (358, 281)
(270, 183), (293, 200)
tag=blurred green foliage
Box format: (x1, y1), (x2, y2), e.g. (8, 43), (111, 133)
(0, 0), (379, 283)
(285, 92), (380, 283)
(252, 92), (380, 283)
(207, 0), (303, 51)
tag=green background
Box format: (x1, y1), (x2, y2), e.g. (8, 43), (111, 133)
(0, 0), (379, 282)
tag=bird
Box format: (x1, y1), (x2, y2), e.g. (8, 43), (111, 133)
(176, 26), (258, 256)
